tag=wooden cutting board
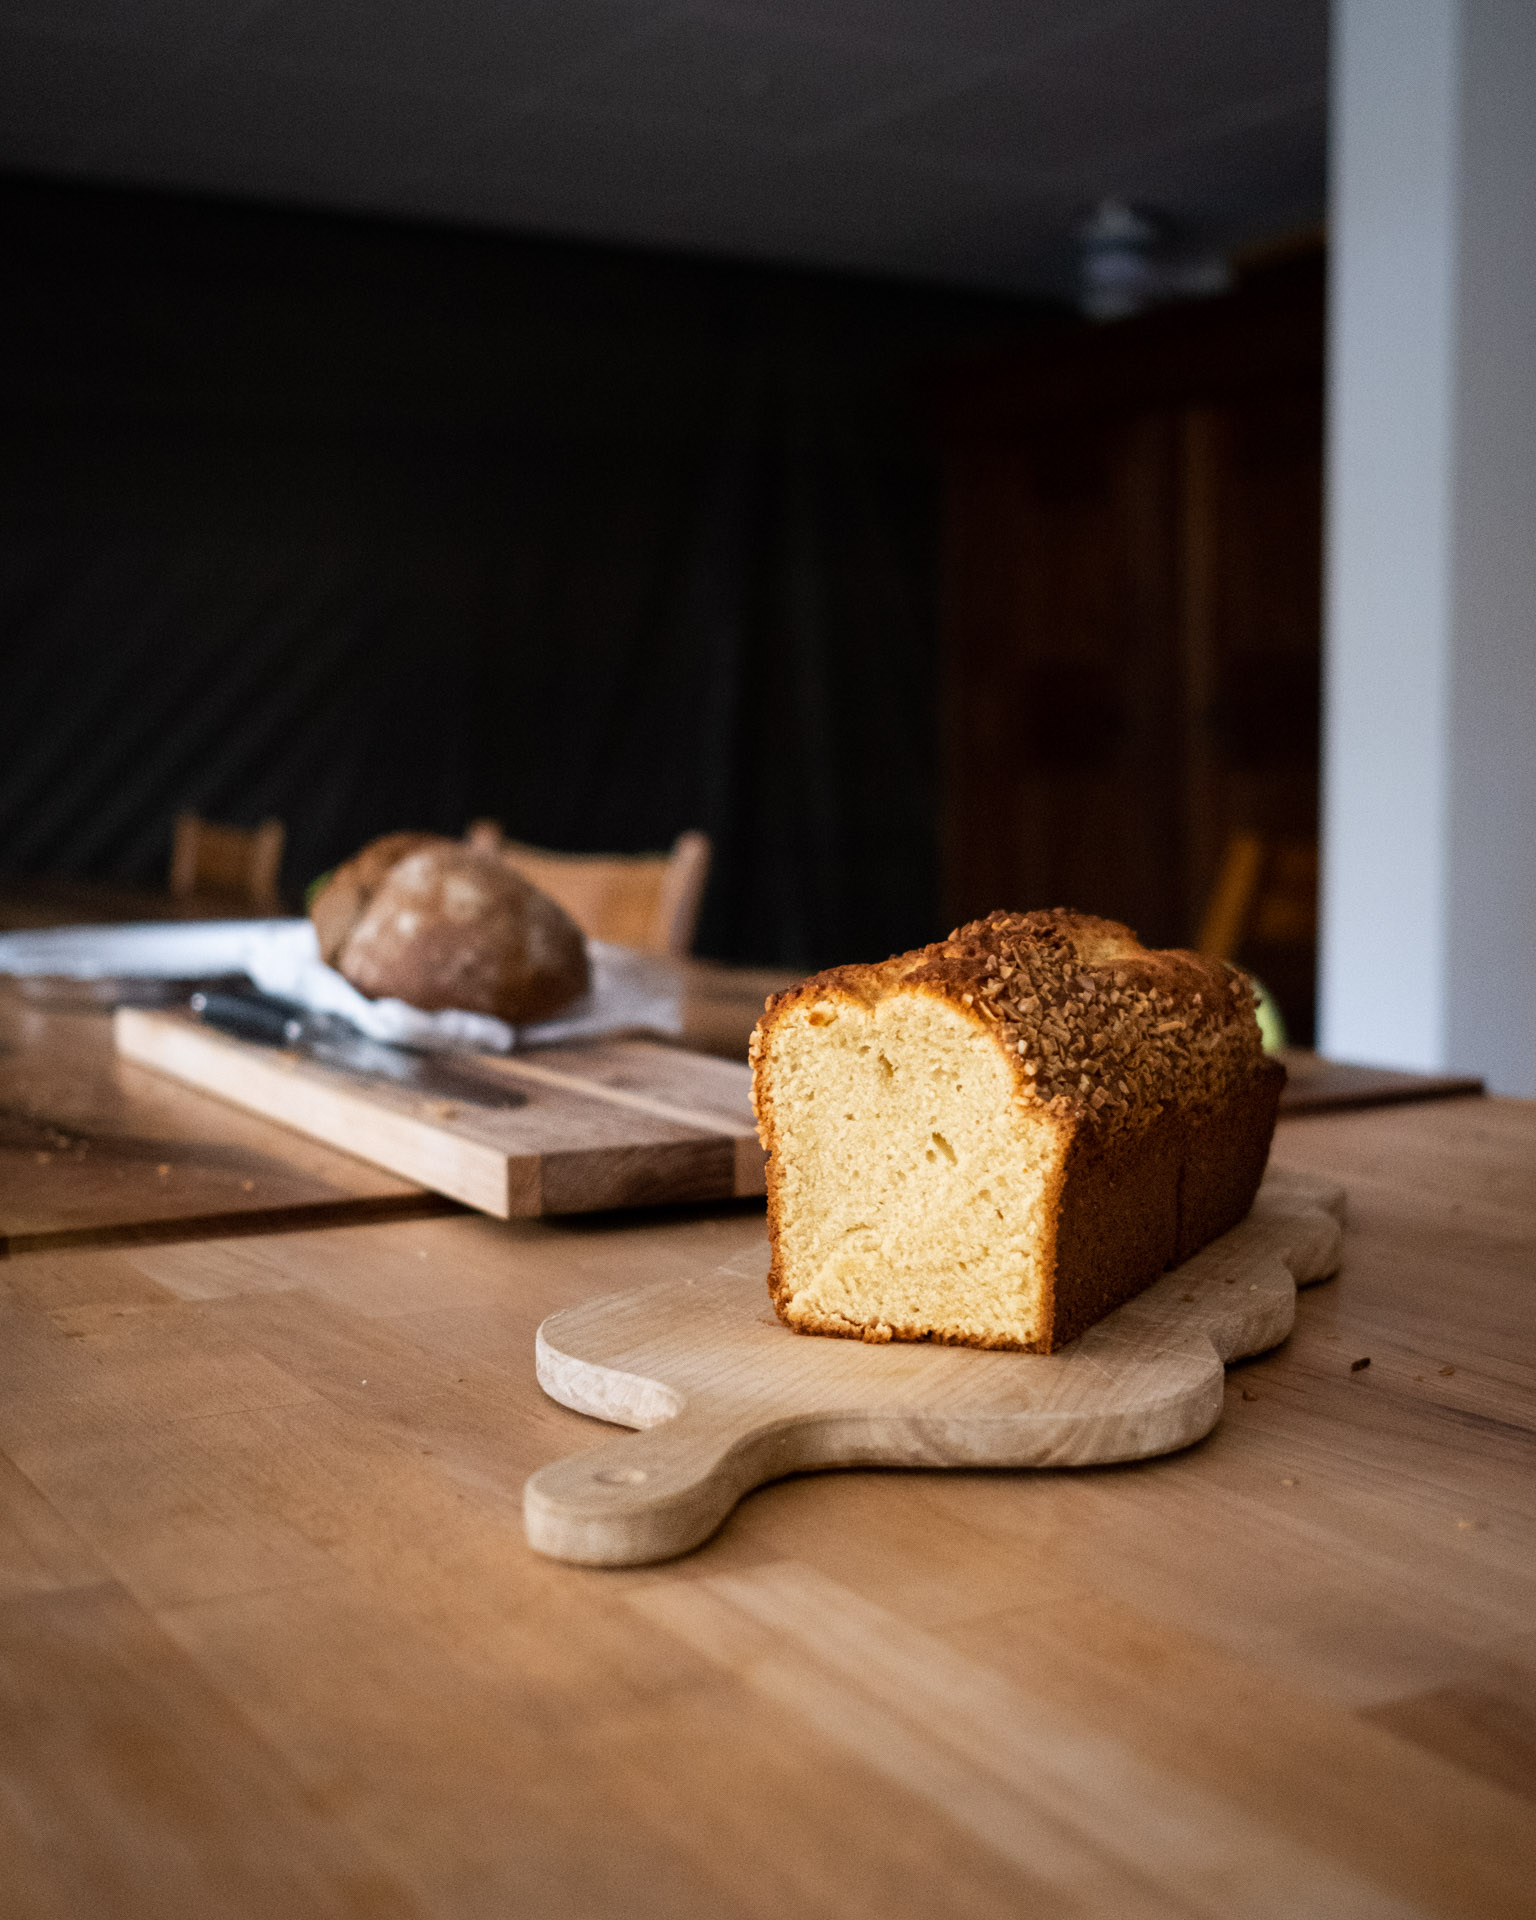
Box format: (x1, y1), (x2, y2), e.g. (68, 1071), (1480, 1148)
(525, 1167), (1344, 1565)
(1, 985), (441, 1253)
(114, 1008), (764, 1218)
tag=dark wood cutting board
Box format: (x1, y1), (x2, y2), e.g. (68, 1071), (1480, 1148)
(114, 1009), (765, 1219)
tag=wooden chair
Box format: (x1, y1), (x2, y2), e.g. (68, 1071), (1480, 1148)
(1197, 831), (1317, 962)
(169, 813), (286, 914)
(464, 823), (711, 957)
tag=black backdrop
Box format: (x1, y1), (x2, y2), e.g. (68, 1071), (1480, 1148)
(0, 177), (1045, 966)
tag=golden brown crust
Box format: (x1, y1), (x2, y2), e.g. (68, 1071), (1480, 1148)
(755, 1032), (792, 1331)
(310, 832), (447, 965)
(751, 909), (1283, 1353)
(1042, 1118), (1180, 1347)
(1045, 1055), (1282, 1347)
(752, 909), (1265, 1141)
(1174, 1055), (1286, 1262)
(314, 837), (590, 1023)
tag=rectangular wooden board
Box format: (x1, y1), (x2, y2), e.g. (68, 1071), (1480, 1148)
(1275, 1048), (1484, 1115)
(0, 986), (439, 1253)
(114, 1009), (766, 1220)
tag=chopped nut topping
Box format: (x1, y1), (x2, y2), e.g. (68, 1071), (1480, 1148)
(767, 910), (1266, 1142)
(891, 911), (1266, 1136)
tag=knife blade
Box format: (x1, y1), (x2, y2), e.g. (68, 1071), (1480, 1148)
(189, 990), (528, 1111)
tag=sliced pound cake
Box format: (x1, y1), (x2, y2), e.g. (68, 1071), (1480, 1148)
(749, 910), (1284, 1352)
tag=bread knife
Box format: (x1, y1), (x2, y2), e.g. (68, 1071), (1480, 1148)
(188, 990), (528, 1110)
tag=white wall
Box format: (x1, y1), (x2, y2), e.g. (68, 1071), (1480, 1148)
(1322, 0), (1536, 1095)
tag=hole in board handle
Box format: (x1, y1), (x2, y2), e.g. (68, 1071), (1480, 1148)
(594, 1466), (649, 1486)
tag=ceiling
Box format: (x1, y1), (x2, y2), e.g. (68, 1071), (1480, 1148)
(0, 0), (1328, 296)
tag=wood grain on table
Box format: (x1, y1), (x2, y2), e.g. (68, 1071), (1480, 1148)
(1, 1088), (1533, 1917)
(0, 986), (443, 1253)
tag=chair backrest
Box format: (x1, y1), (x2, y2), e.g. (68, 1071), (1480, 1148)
(169, 813), (286, 913)
(465, 824), (711, 957)
(1198, 831), (1317, 963)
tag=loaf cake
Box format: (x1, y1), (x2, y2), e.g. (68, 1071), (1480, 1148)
(310, 834), (589, 1024)
(750, 910), (1283, 1352)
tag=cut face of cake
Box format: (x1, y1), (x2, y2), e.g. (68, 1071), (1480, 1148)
(750, 910), (1284, 1353)
(758, 987), (1071, 1348)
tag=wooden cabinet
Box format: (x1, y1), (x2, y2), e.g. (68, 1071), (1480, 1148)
(939, 252), (1324, 1038)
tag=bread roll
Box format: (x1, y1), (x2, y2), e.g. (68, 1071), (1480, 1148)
(749, 909), (1283, 1352)
(310, 836), (589, 1024)
(310, 831), (443, 966)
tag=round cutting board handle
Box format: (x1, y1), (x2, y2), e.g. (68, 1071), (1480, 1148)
(522, 1412), (779, 1566)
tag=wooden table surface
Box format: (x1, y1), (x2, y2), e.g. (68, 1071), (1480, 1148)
(0, 958), (802, 1251)
(2, 1022), (1534, 1919)
(0, 986), (447, 1255)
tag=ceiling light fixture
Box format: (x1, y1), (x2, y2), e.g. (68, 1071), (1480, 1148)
(1077, 199), (1230, 322)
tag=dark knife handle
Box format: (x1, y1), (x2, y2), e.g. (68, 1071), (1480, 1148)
(190, 990), (306, 1047)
